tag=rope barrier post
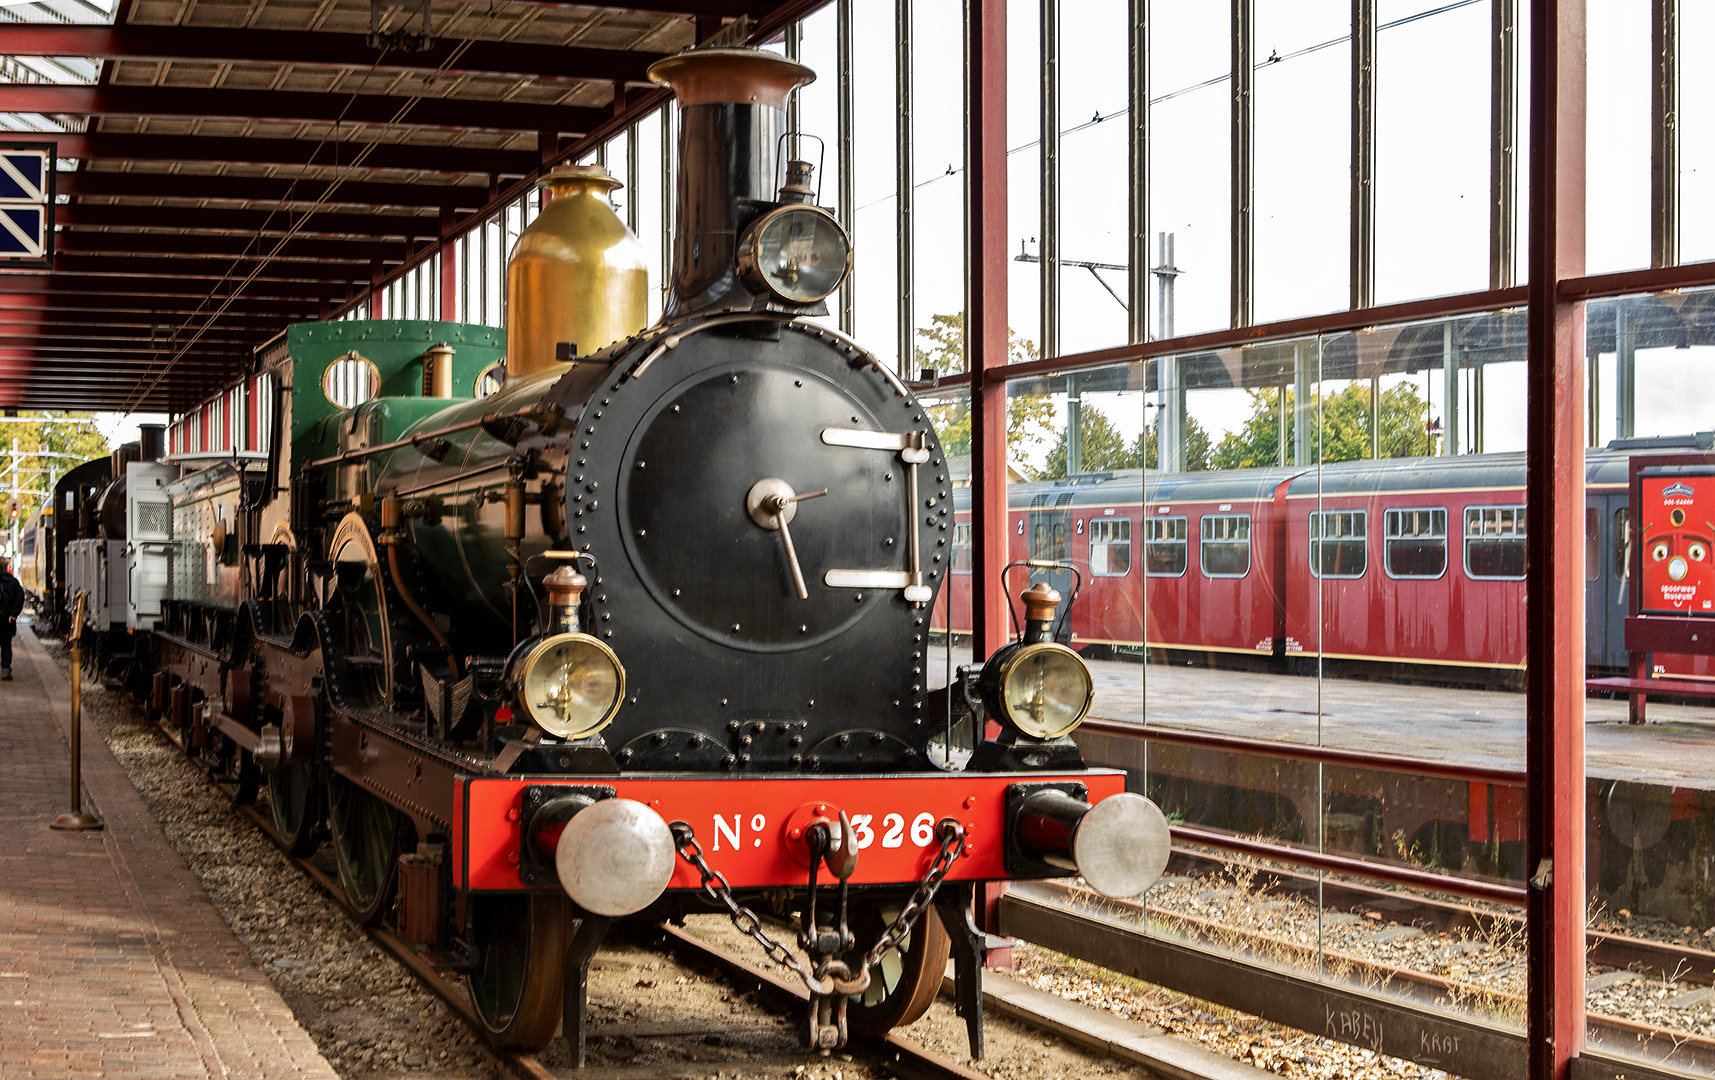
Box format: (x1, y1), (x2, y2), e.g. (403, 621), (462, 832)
(51, 589), (102, 832)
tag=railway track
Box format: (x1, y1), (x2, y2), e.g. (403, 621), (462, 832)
(1032, 877), (1715, 1073)
(1158, 847), (1715, 985)
(237, 797), (993, 1080)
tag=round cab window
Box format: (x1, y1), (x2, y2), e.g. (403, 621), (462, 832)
(323, 352), (379, 409)
(475, 363), (506, 398)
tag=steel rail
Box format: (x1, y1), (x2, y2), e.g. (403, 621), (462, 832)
(656, 922), (990, 1080)
(1147, 850), (1715, 988)
(1171, 823), (1529, 906)
(1080, 717), (1531, 787)
(1004, 888), (1715, 1080)
(232, 802), (553, 1080)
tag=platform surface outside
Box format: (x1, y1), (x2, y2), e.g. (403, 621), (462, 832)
(0, 622), (338, 1079)
(928, 647), (1715, 789)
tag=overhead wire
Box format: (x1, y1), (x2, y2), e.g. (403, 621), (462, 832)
(852, 0), (1484, 214)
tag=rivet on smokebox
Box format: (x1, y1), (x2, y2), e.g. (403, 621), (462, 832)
(963, 796), (977, 809)
(507, 849), (521, 865)
(507, 807), (521, 822)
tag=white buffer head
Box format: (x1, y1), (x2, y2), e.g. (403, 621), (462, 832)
(1073, 792), (1172, 899)
(554, 798), (677, 916)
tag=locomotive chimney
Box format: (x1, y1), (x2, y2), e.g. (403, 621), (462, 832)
(647, 47), (814, 318)
(138, 424), (166, 462)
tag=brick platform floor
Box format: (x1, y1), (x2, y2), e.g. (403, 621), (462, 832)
(0, 621), (339, 1079)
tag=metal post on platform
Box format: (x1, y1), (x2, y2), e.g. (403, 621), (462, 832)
(51, 589), (102, 832)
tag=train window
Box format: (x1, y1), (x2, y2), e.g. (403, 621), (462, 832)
(1090, 518), (1132, 576)
(1309, 510), (1367, 578)
(1200, 514), (1251, 577)
(1383, 507), (1447, 579)
(322, 351), (380, 409)
(475, 363), (505, 398)
(1145, 516), (1188, 577)
(1614, 508), (1630, 581)
(1585, 509), (1600, 582)
(1031, 519), (1068, 562)
(952, 522), (973, 574)
(1463, 505), (1527, 580)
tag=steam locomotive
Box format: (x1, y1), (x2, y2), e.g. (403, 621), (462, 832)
(21, 47), (1168, 1058)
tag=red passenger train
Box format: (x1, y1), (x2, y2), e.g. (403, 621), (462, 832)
(939, 442), (1715, 683)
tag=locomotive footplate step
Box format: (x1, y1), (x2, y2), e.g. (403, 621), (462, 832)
(0, 622), (340, 1080)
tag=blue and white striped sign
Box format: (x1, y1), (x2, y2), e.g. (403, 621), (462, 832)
(0, 145), (53, 267)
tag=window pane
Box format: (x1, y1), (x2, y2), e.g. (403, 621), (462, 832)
(1585, 0), (1651, 273)
(1149, 0), (1230, 336)
(1057, 0), (1130, 354)
(1374, 0), (1490, 302)
(851, 0), (899, 371)
(1253, 0), (1348, 322)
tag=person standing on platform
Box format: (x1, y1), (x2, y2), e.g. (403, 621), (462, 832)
(0, 555), (22, 679)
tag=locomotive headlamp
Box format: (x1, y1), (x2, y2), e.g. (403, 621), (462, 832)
(737, 204), (851, 304)
(982, 641), (1095, 740)
(516, 632), (626, 739)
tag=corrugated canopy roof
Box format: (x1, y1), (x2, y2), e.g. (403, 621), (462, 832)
(0, 0), (817, 414)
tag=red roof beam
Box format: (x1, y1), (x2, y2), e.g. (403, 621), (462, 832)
(55, 203), (442, 240)
(60, 170), (490, 210)
(13, 131), (540, 179)
(0, 84), (606, 137)
(0, 25), (667, 87)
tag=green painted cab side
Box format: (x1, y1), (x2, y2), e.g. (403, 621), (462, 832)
(282, 319), (507, 475)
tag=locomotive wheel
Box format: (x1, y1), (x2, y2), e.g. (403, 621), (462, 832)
(327, 773), (400, 923)
(844, 897), (952, 1035)
(268, 761), (321, 856)
(464, 894), (572, 1050)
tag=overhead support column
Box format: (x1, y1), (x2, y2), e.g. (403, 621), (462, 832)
(896, 0), (915, 378)
(1523, 2), (1587, 1078)
(1040, 0), (1060, 361)
(1230, 0), (1254, 330)
(1293, 341), (1312, 466)
(1350, 0), (1375, 312)
(1127, 0), (1149, 344)
(838, 0), (856, 336)
(1650, 0), (1679, 269)
(1615, 302), (1636, 440)
(1442, 321), (1459, 455)
(1491, 0), (1519, 290)
(967, 0), (1012, 966)
(440, 206), (457, 322)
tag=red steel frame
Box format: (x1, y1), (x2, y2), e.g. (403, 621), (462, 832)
(1524, 2), (1586, 1077)
(952, 1), (1591, 1075)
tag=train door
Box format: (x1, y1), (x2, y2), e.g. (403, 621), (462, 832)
(127, 461), (174, 631)
(1027, 491), (1076, 639)
(1585, 503), (1606, 671)
(1604, 494), (1631, 670)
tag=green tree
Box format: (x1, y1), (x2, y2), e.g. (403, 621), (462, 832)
(0, 413), (108, 520)
(1209, 382), (1432, 470)
(914, 313), (1056, 463)
(1136, 414), (1213, 473)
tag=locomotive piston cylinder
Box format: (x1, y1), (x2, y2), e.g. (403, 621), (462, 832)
(1012, 788), (1171, 899)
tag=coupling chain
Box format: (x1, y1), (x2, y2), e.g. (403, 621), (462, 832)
(860, 818), (965, 976)
(670, 822), (836, 997)
(669, 819), (967, 1003)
